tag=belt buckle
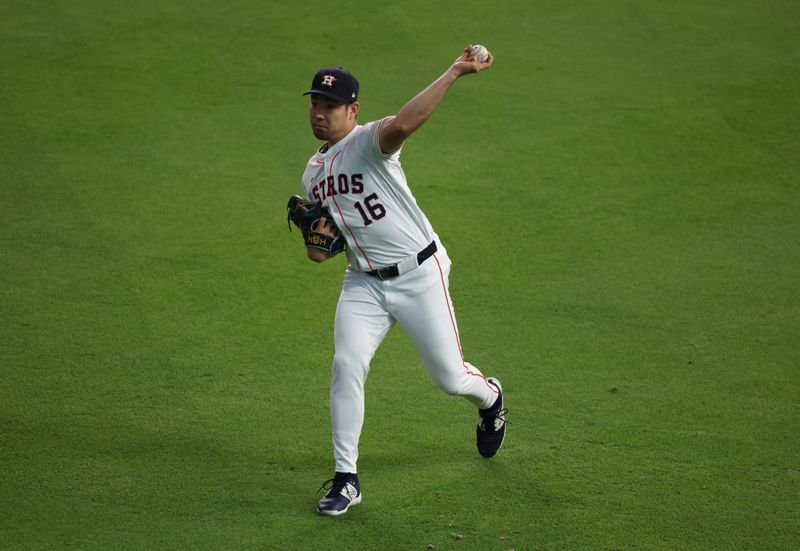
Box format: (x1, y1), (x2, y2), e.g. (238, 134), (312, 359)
(374, 265), (398, 280)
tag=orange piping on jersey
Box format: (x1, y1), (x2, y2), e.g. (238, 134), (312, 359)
(328, 149), (374, 270)
(433, 254), (498, 394)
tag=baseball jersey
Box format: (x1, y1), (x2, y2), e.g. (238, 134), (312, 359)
(301, 118), (438, 271)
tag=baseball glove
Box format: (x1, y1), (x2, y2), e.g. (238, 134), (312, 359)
(287, 195), (346, 256)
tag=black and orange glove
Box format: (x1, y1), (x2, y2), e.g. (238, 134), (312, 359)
(287, 195), (346, 256)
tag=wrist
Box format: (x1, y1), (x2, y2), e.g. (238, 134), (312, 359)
(444, 65), (463, 80)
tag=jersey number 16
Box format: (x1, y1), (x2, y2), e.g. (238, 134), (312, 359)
(354, 193), (386, 226)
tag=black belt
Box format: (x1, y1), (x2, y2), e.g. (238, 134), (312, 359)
(366, 241), (437, 280)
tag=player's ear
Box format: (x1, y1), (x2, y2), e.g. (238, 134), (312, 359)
(348, 102), (360, 120)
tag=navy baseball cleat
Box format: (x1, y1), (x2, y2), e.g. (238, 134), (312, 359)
(316, 472), (361, 516)
(476, 378), (507, 458)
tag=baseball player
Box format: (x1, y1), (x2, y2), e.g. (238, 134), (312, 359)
(289, 46), (506, 516)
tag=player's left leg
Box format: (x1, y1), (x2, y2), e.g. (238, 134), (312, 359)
(389, 250), (506, 457)
(389, 252), (497, 409)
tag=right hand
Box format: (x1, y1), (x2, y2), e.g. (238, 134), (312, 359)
(306, 216), (340, 263)
(316, 216), (338, 237)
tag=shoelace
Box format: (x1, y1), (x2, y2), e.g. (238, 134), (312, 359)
(479, 407), (509, 431)
(318, 477), (354, 496)
(318, 478), (338, 494)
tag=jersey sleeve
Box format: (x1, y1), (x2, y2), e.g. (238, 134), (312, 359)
(300, 153), (323, 202)
(359, 118), (401, 163)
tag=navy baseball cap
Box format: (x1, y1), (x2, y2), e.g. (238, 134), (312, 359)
(304, 67), (359, 103)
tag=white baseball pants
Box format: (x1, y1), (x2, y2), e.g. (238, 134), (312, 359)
(329, 247), (499, 474)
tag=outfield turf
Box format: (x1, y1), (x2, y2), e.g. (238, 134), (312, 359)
(2, 1), (799, 549)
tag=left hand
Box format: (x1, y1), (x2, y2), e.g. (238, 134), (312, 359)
(450, 45), (494, 77)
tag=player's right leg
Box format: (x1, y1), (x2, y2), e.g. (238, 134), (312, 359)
(318, 269), (393, 515)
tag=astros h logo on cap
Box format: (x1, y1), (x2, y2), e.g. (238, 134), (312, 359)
(304, 67), (359, 104)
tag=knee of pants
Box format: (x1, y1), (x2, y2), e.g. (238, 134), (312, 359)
(438, 380), (463, 396)
(429, 368), (469, 396)
(332, 349), (371, 387)
(418, 347), (470, 396)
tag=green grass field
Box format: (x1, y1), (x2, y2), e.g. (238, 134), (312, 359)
(2, 1), (798, 549)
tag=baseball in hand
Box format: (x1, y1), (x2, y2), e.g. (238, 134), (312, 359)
(468, 44), (490, 63)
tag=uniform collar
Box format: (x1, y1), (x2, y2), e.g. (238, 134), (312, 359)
(319, 124), (360, 158)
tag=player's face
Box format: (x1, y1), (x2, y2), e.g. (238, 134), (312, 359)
(309, 94), (357, 145)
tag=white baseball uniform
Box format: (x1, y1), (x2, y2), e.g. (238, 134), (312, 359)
(301, 117), (499, 474)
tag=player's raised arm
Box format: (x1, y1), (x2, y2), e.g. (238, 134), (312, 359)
(378, 45), (493, 155)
